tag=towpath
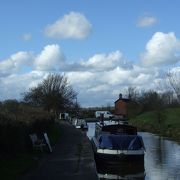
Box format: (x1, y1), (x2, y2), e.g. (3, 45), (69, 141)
(22, 121), (98, 180)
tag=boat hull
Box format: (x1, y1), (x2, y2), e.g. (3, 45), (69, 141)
(76, 125), (88, 130)
(94, 151), (144, 165)
(91, 138), (144, 165)
(97, 161), (145, 179)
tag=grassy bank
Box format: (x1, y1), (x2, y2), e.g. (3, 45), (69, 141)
(129, 107), (180, 142)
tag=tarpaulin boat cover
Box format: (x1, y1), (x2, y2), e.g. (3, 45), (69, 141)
(98, 134), (144, 150)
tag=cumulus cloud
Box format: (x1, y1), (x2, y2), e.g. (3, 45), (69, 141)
(44, 12), (92, 39)
(34, 44), (65, 71)
(67, 71), (95, 86)
(0, 51), (34, 77)
(0, 71), (47, 100)
(141, 32), (180, 66)
(63, 51), (132, 72)
(170, 66), (180, 73)
(1, 32), (179, 106)
(66, 64), (161, 106)
(1, 46), (134, 105)
(137, 16), (157, 27)
(80, 51), (132, 72)
(0, 45), (167, 106)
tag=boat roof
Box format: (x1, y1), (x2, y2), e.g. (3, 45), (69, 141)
(97, 123), (137, 135)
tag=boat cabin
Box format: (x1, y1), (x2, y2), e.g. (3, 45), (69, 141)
(101, 124), (137, 135)
(95, 122), (137, 137)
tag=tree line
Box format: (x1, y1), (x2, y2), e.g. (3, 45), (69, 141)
(0, 74), (78, 119)
(126, 70), (180, 116)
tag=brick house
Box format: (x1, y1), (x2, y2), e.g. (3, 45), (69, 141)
(114, 94), (129, 118)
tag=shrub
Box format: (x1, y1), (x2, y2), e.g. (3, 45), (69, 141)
(0, 108), (54, 155)
(0, 119), (29, 154)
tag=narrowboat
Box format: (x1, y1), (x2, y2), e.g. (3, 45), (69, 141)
(91, 120), (145, 164)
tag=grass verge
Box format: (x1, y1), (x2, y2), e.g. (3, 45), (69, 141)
(129, 107), (180, 142)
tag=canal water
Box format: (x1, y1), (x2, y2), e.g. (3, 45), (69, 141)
(87, 122), (180, 180)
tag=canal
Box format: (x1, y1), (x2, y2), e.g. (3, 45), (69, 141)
(86, 122), (180, 180)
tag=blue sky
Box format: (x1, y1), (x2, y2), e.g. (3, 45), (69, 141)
(0, 0), (180, 107)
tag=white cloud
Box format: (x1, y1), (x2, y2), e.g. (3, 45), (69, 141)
(99, 67), (131, 85)
(141, 32), (180, 66)
(137, 16), (157, 27)
(44, 12), (92, 39)
(170, 66), (180, 74)
(1, 32), (179, 106)
(0, 71), (47, 100)
(67, 71), (95, 86)
(132, 73), (152, 85)
(59, 51), (132, 72)
(0, 45), (167, 106)
(34, 44), (65, 71)
(87, 84), (109, 93)
(10, 51), (33, 68)
(80, 51), (131, 72)
(22, 33), (32, 41)
(0, 51), (34, 77)
(66, 63), (162, 106)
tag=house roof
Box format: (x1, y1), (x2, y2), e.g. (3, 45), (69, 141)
(115, 98), (130, 103)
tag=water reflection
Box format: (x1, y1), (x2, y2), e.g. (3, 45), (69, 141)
(142, 132), (180, 180)
(87, 122), (180, 180)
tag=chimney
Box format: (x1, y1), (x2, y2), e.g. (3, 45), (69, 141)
(119, 93), (122, 99)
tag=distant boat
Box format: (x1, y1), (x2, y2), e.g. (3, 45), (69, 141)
(73, 118), (88, 130)
(91, 120), (145, 164)
(59, 113), (70, 120)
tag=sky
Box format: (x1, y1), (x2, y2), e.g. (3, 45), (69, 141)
(0, 0), (180, 107)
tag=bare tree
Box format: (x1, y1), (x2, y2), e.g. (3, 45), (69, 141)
(126, 87), (139, 101)
(23, 74), (77, 117)
(139, 90), (164, 111)
(167, 71), (180, 102)
(161, 91), (174, 106)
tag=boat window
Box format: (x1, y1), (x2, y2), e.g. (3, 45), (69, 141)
(98, 134), (143, 150)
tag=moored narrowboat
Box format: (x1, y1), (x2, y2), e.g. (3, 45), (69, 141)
(91, 120), (145, 164)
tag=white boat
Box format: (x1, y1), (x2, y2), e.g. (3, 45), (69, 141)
(91, 120), (145, 164)
(73, 118), (88, 130)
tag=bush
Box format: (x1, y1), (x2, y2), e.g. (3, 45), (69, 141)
(0, 107), (54, 155)
(30, 114), (54, 134)
(0, 119), (29, 154)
